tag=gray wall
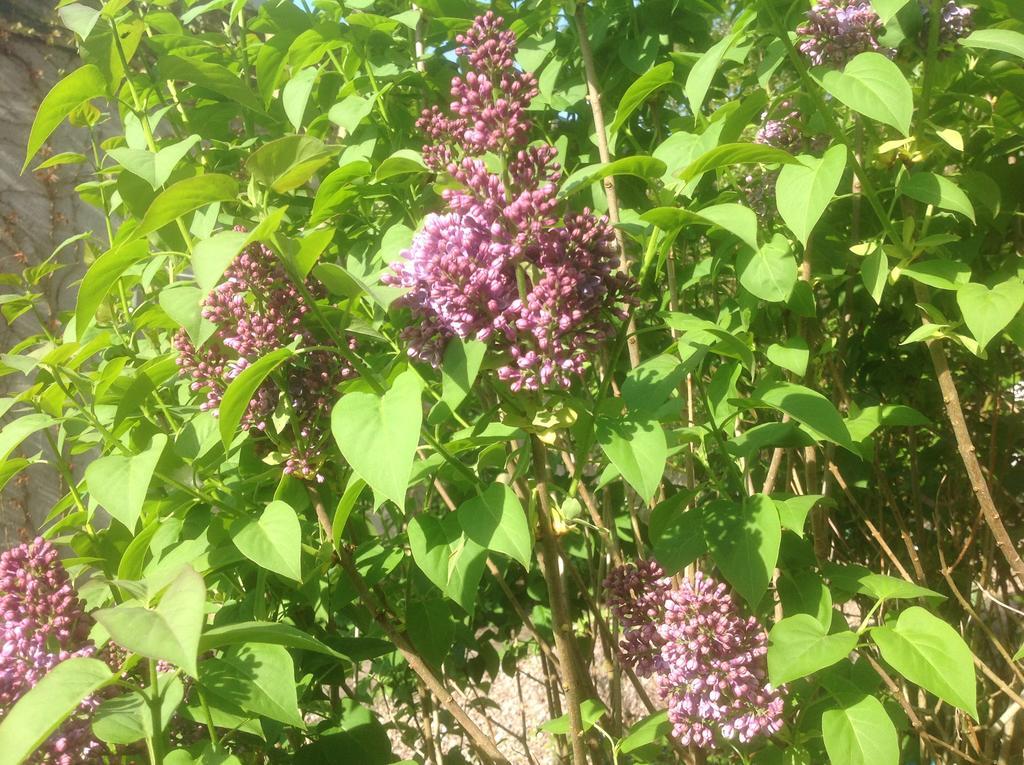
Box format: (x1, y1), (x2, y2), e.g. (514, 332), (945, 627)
(1, 11), (101, 548)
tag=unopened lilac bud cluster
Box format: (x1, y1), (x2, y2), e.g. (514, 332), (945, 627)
(174, 238), (356, 481)
(384, 12), (628, 391)
(923, 1), (973, 47)
(603, 563), (784, 749)
(604, 560), (672, 677)
(798, 1), (890, 67)
(0, 539), (111, 763)
(755, 100), (803, 153)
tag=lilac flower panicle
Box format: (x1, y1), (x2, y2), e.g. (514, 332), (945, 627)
(755, 100), (803, 152)
(603, 563), (785, 749)
(657, 573), (785, 747)
(602, 560), (671, 677)
(925, 1), (973, 47)
(384, 12), (628, 391)
(174, 237), (356, 482)
(0, 539), (110, 763)
(798, 0), (890, 67)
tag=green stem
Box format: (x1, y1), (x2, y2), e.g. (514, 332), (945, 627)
(147, 661), (165, 765)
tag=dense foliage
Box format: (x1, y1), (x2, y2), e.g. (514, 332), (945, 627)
(2, 0), (1024, 763)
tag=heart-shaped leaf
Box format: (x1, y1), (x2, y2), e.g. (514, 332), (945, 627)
(871, 606), (978, 719)
(408, 514), (486, 614)
(820, 52), (913, 136)
(94, 565), (206, 677)
(332, 370), (423, 509)
(456, 484), (532, 568)
(776, 145), (848, 246)
(233, 501), (302, 581)
(85, 434), (167, 530)
(956, 279), (1024, 350)
(768, 614), (858, 685)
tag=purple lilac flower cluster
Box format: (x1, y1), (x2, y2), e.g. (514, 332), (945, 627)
(926, 1), (974, 47)
(603, 562), (784, 749)
(798, 0), (890, 67)
(755, 100), (803, 153)
(383, 13), (628, 392)
(174, 238), (355, 481)
(0, 539), (110, 763)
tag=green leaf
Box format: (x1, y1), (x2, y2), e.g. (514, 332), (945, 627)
(328, 95), (375, 134)
(560, 156), (667, 197)
(871, 606), (978, 719)
(773, 494), (828, 538)
(597, 415), (667, 503)
(677, 142), (797, 182)
(898, 173), (975, 222)
(159, 285), (213, 346)
(619, 710), (671, 753)
(0, 658), (115, 762)
(93, 674), (183, 745)
(23, 64), (107, 172)
(456, 484), (532, 568)
(0, 413), (56, 462)
(684, 12), (752, 115)
(956, 279), (1024, 350)
(778, 570), (833, 628)
(282, 67), (317, 131)
(755, 381), (854, 449)
(94, 565), (205, 677)
(75, 239), (149, 340)
(705, 495), (781, 607)
(768, 615), (858, 685)
(869, 0), (911, 22)
(694, 203), (759, 251)
(137, 175), (239, 238)
(961, 29), (1024, 60)
(199, 622), (348, 660)
(408, 514), (486, 614)
(822, 694), (900, 765)
(332, 476), (367, 549)
(776, 146), (848, 246)
(233, 501), (302, 581)
(246, 135), (337, 193)
(898, 258), (971, 290)
(1014, 642), (1024, 662)
(58, 3), (102, 38)
(406, 598), (455, 668)
(217, 348), (294, 447)
(820, 53), (913, 136)
(861, 246), (888, 304)
(107, 135), (201, 191)
(436, 338), (486, 420)
(540, 699), (608, 734)
(160, 56), (262, 112)
(192, 230), (248, 294)
(199, 643), (304, 728)
(610, 61), (674, 137)
(857, 573), (943, 602)
(309, 161), (372, 225)
(375, 149), (428, 180)
(736, 234), (798, 303)
(766, 337), (809, 377)
(85, 434), (167, 530)
(651, 495), (705, 575)
(332, 370), (422, 509)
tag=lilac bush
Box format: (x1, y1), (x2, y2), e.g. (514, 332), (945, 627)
(384, 12), (629, 391)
